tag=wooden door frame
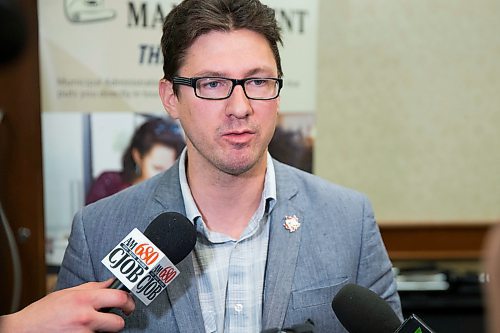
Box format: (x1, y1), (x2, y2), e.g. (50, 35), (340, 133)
(0, 0), (45, 314)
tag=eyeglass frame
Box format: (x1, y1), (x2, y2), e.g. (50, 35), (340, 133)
(172, 76), (283, 100)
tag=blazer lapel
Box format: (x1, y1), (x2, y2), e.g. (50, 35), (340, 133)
(151, 161), (205, 333)
(262, 161), (303, 330)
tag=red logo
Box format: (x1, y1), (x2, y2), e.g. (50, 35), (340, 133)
(134, 243), (159, 265)
(157, 266), (177, 284)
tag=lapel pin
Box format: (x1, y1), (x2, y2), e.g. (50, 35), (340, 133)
(283, 215), (300, 232)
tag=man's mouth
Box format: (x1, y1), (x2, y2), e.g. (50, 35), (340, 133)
(222, 129), (256, 144)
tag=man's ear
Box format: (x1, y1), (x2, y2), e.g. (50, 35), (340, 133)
(159, 79), (180, 119)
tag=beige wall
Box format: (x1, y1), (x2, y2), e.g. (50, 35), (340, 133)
(315, 0), (500, 223)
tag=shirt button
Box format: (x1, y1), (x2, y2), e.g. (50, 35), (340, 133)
(234, 303), (243, 312)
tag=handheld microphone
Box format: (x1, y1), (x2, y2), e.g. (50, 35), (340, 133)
(101, 212), (196, 306)
(332, 284), (435, 333)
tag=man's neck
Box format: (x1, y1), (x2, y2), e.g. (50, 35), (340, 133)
(186, 152), (267, 239)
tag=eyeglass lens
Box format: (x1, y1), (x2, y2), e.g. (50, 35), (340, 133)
(195, 78), (279, 99)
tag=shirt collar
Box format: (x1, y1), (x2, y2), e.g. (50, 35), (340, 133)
(178, 148), (277, 225)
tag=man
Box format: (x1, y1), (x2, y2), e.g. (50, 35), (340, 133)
(57, 0), (402, 332)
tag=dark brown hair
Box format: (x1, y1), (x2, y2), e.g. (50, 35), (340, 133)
(161, 0), (283, 93)
(122, 117), (185, 182)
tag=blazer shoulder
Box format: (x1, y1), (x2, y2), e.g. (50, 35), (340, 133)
(273, 159), (368, 204)
(81, 164), (181, 233)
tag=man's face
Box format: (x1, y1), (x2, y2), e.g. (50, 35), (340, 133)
(160, 29), (279, 176)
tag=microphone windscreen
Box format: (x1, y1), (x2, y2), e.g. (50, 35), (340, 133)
(332, 283), (401, 333)
(143, 212), (196, 265)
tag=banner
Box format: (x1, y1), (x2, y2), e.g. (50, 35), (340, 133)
(38, 0), (318, 113)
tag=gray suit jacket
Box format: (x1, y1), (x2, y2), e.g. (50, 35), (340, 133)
(57, 159), (401, 332)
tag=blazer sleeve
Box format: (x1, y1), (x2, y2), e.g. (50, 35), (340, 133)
(356, 196), (403, 319)
(56, 208), (98, 290)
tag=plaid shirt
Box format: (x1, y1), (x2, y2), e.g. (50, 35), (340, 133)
(179, 150), (276, 332)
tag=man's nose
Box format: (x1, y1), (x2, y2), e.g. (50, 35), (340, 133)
(225, 85), (252, 118)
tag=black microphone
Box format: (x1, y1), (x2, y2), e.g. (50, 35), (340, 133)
(332, 284), (435, 333)
(102, 212), (196, 308)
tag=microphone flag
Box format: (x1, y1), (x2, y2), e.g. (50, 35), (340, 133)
(101, 228), (180, 305)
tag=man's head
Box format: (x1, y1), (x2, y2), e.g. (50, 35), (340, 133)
(159, 0), (283, 177)
(161, 0), (283, 91)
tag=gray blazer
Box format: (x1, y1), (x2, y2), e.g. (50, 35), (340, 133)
(57, 159), (401, 332)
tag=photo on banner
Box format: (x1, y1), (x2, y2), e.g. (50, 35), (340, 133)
(38, 0), (319, 267)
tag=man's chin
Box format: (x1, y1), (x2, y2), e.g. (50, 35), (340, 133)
(218, 154), (262, 176)
(220, 162), (254, 176)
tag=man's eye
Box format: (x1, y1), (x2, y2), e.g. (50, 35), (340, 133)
(201, 79), (226, 89)
(206, 81), (220, 88)
(250, 79), (268, 86)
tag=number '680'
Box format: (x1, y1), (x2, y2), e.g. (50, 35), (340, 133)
(134, 243), (159, 265)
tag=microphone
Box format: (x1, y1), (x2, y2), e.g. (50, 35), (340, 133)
(332, 284), (435, 333)
(101, 212), (196, 306)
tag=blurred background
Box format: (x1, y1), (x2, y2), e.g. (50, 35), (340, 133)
(1, 0), (499, 332)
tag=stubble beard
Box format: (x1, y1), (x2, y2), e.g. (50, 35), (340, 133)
(201, 142), (266, 177)
(186, 134), (269, 177)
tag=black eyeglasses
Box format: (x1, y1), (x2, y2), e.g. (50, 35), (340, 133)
(172, 76), (283, 100)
